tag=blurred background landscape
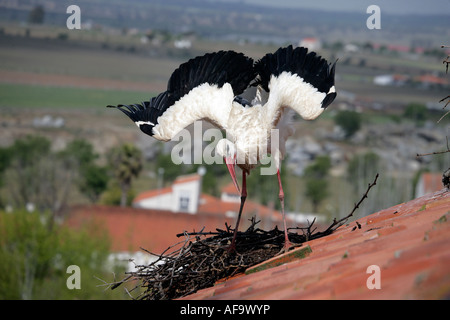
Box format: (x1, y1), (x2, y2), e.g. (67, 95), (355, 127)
(0, 0), (449, 299)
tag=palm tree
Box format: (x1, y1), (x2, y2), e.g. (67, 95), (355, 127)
(108, 144), (143, 207)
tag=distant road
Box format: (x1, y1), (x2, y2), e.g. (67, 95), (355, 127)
(0, 70), (165, 93)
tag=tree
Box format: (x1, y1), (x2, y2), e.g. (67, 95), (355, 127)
(304, 156), (331, 213)
(3, 136), (76, 221)
(9, 135), (50, 167)
(28, 5), (45, 24)
(0, 209), (126, 299)
(107, 144), (143, 207)
(403, 102), (428, 125)
(335, 110), (362, 138)
(0, 146), (12, 188)
(79, 165), (110, 203)
(155, 152), (185, 183)
(347, 152), (380, 189)
(1, 136), (111, 226)
(60, 139), (109, 203)
(347, 151), (381, 213)
(60, 139), (97, 169)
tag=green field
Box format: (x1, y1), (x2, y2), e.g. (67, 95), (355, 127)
(0, 83), (153, 109)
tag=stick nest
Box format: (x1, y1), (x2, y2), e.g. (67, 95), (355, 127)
(111, 217), (338, 300)
(109, 174), (379, 300)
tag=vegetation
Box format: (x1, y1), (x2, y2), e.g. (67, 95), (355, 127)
(334, 110), (362, 138)
(107, 144), (143, 207)
(0, 83), (151, 110)
(246, 164), (288, 211)
(1, 135), (72, 223)
(0, 209), (125, 299)
(347, 152), (380, 191)
(403, 102), (429, 125)
(304, 156), (331, 213)
(61, 139), (110, 203)
(0, 136), (111, 220)
(28, 5), (45, 25)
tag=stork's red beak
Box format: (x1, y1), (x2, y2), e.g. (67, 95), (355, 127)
(225, 156), (240, 193)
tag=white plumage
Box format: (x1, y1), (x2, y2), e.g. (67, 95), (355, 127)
(108, 45), (337, 253)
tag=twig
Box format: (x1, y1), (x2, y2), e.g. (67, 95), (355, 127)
(437, 95), (450, 123)
(440, 95), (450, 108)
(437, 109), (450, 124)
(442, 46), (449, 74)
(322, 173), (379, 234)
(417, 136), (450, 157)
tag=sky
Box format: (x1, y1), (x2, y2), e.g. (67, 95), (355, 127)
(233, 0), (450, 15)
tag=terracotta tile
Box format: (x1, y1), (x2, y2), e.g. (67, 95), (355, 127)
(288, 283), (334, 300)
(245, 245), (312, 275)
(179, 191), (450, 300)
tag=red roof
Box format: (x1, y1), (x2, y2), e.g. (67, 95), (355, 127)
(133, 186), (172, 203)
(173, 173), (201, 185)
(221, 182), (240, 195)
(180, 189), (450, 300)
(198, 193), (280, 220)
(65, 202), (284, 254)
(415, 74), (448, 85)
(421, 173), (444, 195)
(66, 205), (236, 253)
(132, 179), (283, 222)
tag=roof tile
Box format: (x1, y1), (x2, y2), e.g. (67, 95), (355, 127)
(180, 189), (450, 300)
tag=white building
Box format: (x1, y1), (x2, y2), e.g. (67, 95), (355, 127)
(133, 173), (202, 214)
(299, 37), (322, 51)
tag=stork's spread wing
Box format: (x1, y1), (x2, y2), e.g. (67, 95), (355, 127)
(167, 51), (256, 104)
(108, 51), (255, 141)
(254, 45), (336, 123)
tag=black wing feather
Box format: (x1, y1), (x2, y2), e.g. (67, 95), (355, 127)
(167, 50), (255, 105)
(254, 45), (335, 94)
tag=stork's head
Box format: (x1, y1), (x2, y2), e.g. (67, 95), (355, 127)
(216, 139), (240, 193)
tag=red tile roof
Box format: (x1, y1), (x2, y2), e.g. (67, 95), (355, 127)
(421, 172), (444, 195)
(415, 74), (448, 85)
(132, 186), (172, 203)
(221, 182), (240, 195)
(132, 178), (283, 223)
(65, 203), (284, 254)
(198, 193), (281, 222)
(180, 189), (450, 300)
(173, 173), (201, 185)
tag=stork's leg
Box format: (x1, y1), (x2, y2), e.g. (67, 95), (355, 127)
(277, 169), (293, 253)
(228, 170), (247, 253)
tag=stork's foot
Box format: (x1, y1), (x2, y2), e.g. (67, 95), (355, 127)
(226, 243), (237, 254)
(276, 240), (302, 256)
(225, 235), (238, 254)
(276, 241), (294, 255)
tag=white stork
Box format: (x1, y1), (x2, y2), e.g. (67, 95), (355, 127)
(108, 45), (336, 253)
